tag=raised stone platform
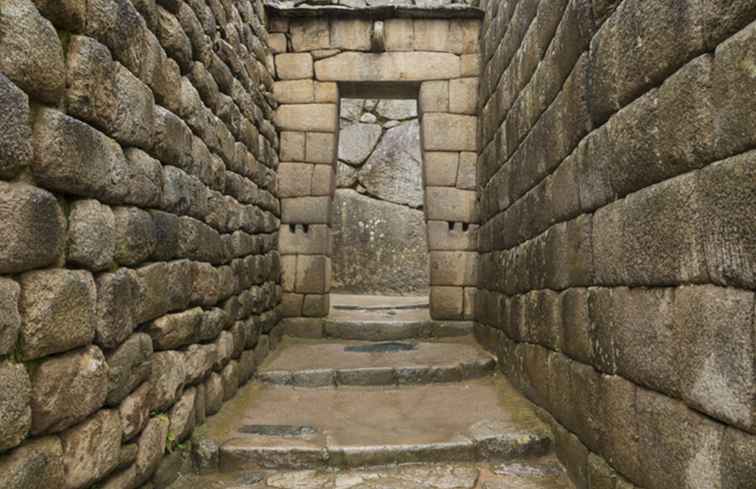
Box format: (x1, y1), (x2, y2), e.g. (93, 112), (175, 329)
(256, 336), (495, 386)
(202, 376), (553, 471)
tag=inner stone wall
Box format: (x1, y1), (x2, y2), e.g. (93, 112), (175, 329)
(0, 1), (281, 488)
(475, 1), (756, 487)
(332, 98), (429, 296)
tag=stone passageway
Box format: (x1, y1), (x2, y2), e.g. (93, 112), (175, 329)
(169, 295), (574, 489)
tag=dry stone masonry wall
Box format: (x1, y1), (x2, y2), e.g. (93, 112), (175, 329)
(0, 1), (282, 488)
(332, 99), (429, 296)
(474, 1), (756, 488)
(272, 13), (481, 320)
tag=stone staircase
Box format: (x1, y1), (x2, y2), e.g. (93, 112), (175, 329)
(170, 296), (574, 489)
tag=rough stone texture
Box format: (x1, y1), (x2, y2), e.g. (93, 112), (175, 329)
(332, 190), (428, 295)
(18, 269), (97, 361)
(0, 361), (31, 452)
(0, 436), (64, 489)
(338, 122), (382, 166)
(0, 0), (280, 484)
(476, 0), (756, 487)
(30, 345), (109, 435)
(60, 409), (122, 489)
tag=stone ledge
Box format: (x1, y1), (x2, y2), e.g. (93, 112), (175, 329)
(266, 1), (485, 19)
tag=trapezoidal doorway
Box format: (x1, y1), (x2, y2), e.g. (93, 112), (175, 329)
(273, 16), (481, 322)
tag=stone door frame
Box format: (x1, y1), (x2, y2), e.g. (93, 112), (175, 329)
(272, 15), (481, 321)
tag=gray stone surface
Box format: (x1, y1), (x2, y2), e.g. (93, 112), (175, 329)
(0, 361), (31, 452)
(60, 409), (122, 489)
(338, 122), (382, 166)
(0, 278), (21, 357)
(0, 436), (64, 489)
(106, 333), (154, 407)
(67, 199), (116, 272)
(331, 190), (428, 295)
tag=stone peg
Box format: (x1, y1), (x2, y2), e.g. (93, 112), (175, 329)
(371, 21), (385, 53)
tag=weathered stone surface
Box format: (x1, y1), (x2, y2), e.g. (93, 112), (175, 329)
(422, 113), (477, 151)
(184, 343), (217, 385)
(0, 436), (64, 489)
(0, 279), (21, 357)
(95, 269), (137, 350)
(275, 104), (338, 132)
(0, 0), (65, 104)
(332, 190), (428, 295)
(66, 201), (117, 278)
(61, 409), (122, 489)
(0, 182), (65, 275)
(133, 261), (193, 324)
(425, 187), (478, 223)
(375, 99), (417, 120)
(358, 120), (423, 208)
(135, 416), (169, 485)
(106, 333), (153, 407)
(424, 152), (459, 187)
(315, 52), (461, 81)
(276, 53), (313, 80)
(146, 307), (203, 350)
(0, 361), (31, 452)
(290, 18), (330, 51)
(221, 361), (240, 400)
(0, 74), (32, 179)
(149, 351), (186, 412)
(119, 381), (152, 442)
(338, 122), (383, 166)
(18, 269), (96, 361)
(331, 18), (371, 51)
(205, 373), (224, 416)
(168, 387), (196, 444)
(306, 132), (337, 164)
(430, 286), (464, 320)
(430, 251), (478, 286)
(114, 207), (158, 266)
(30, 345), (109, 434)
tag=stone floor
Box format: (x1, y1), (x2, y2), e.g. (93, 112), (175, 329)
(170, 459), (573, 489)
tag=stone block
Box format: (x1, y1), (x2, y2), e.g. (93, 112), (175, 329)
(148, 351), (186, 412)
(311, 165), (334, 197)
(722, 426), (756, 489)
(275, 80), (314, 104)
(113, 207), (158, 266)
(280, 131), (306, 161)
(426, 221), (478, 251)
(33, 108), (129, 203)
(198, 308), (228, 343)
(637, 389), (724, 489)
(30, 345), (109, 434)
(134, 416), (169, 485)
(183, 344), (216, 386)
(331, 19), (371, 51)
(315, 52), (460, 82)
(19, 269), (96, 361)
(67, 199), (116, 272)
(146, 308), (203, 351)
(269, 32), (287, 53)
(205, 373), (224, 416)
(460, 54), (480, 77)
(306, 132), (336, 164)
(105, 332), (153, 407)
(281, 197), (331, 224)
(282, 292), (304, 317)
(0, 436), (64, 489)
(280, 223), (331, 255)
(430, 251), (478, 286)
(698, 153), (756, 289)
(290, 18), (330, 51)
(315, 82), (338, 103)
(302, 294), (330, 318)
(61, 409), (121, 489)
(430, 286), (464, 320)
(559, 288), (592, 365)
(0, 74), (31, 179)
(456, 152), (477, 190)
(0, 279), (21, 357)
(176, 216), (226, 265)
(449, 78), (479, 115)
(0, 360), (31, 452)
(275, 104), (338, 132)
(0, 182), (65, 275)
(675, 285), (755, 432)
(413, 19), (451, 52)
(221, 361), (240, 400)
(153, 106), (192, 169)
(275, 53), (313, 80)
(384, 18), (414, 51)
(168, 387), (196, 444)
(462, 287), (476, 320)
(714, 21), (756, 157)
(425, 187), (478, 223)
(424, 152), (459, 187)
(295, 255), (330, 294)
(422, 113), (477, 151)
(95, 269), (137, 350)
(338, 122), (382, 165)
(278, 163), (313, 198)
(597, 375), (641, 484)
(419, 80), (449, 114)
(0, 0), (65, 104)
(119, 381), (152, 442)
(124, 149), (163, 208)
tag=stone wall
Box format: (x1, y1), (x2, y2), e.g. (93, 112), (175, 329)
(0, 1), (282, 488)
(475, 1), (756, 488)
(272, 14), (481, 320)
(333, 98), (429, 295)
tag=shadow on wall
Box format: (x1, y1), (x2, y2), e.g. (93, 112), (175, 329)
(331, 98), (430, 296)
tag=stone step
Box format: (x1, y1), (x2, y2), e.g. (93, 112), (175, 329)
(200, 376), (553, 471)
(331, 293), (429, 311)
(282, 315), (473, 342)
(169, 458), (575, 489)
(256, 336), (496, 387)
